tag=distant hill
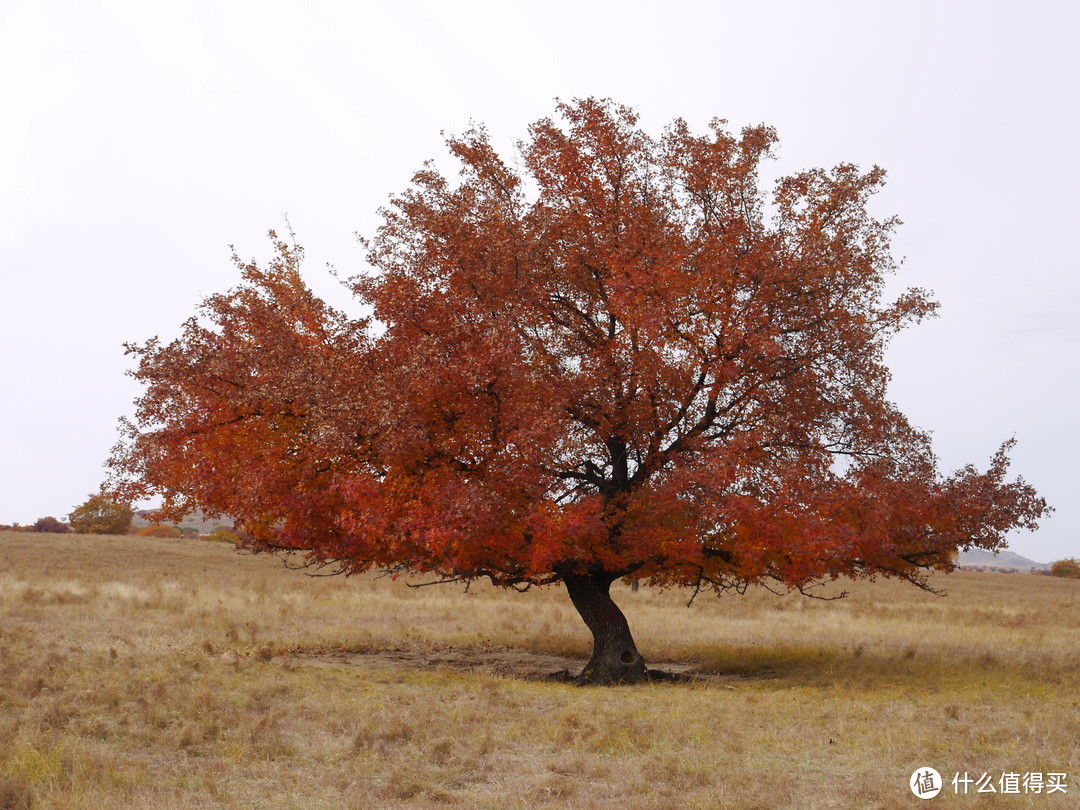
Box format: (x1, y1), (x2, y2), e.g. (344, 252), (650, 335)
(956, 548), (1049, 571)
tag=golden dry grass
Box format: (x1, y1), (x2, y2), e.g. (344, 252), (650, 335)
(1, 530), (1077, 808)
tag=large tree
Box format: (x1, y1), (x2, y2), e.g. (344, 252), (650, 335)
(109, 99), (1049, 684)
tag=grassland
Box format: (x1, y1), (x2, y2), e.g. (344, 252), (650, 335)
(1, 531), (1077, 808)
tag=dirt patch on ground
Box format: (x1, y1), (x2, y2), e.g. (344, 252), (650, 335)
(288, 645), (734, 684)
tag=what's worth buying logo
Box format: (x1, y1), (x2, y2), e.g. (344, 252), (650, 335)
(910, 768), (943, 799)
(910, 767), (1069, 798)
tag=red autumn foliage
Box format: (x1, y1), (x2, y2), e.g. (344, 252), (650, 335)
(109, 99), (1049, 683)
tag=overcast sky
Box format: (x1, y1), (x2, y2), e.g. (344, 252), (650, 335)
(2, 0), (1076, 563)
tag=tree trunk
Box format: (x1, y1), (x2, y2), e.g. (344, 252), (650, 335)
(563, 571), (647, 685)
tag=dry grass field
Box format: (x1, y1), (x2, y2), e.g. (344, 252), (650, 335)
(1, 531), (1077, 808)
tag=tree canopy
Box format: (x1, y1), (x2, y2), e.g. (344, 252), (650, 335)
(109, 99), (1049, 683)
(69, 494), (134, 536)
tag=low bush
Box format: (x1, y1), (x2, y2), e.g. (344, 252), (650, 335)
(206, 528), (240, 544)
(33, 516), (70, 534)
(135, 525), (182, 538)
(1050, 558), (1080, 579)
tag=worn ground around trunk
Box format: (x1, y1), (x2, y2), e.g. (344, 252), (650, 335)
(287, 644), (728, 683)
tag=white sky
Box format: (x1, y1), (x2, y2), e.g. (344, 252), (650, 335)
(1, 0), (1076, 563)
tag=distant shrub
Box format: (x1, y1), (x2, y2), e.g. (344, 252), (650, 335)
(179, 526), (200, 537)
(206, 528), (240, 544)
(135, 524), (182, 538)
(68, 495), (134, 535)
(33, 516), (70, 534)
(1050, 558), (1080, 579)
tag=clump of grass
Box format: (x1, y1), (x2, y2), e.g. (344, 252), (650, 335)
(0, 772), (32, 810)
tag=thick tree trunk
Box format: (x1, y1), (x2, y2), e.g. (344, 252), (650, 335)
(563, 571), (647, 685)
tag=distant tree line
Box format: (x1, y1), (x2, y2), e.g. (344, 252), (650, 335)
(0, 515), (75, 533)
(1, 494), (239, 542)
(2, 494), (1074, 577)
(956, 562), (1079, 577)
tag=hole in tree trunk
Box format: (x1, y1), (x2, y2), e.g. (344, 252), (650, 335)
(620, 650), (633, 664)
